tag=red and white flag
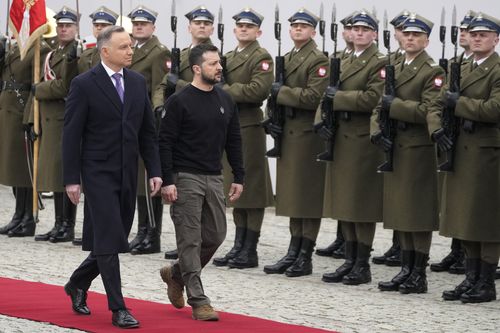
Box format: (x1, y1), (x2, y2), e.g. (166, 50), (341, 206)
(9, 0), (47, 60)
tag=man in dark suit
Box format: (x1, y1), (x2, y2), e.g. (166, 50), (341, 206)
(62, 25), (162, 329)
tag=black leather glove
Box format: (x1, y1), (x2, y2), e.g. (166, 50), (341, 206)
(166, 73), (178, 88)
(23, 124), (39, 141)
(264, 122), (283, 139)
(314, 123), (333, 141)
(445, 91), (459, 109)
(432, 128), (453, 152)
(371, 131), (393, 152)
(324, 86), (338, 100)
(270, 82), (282, 99)
(381, 94), (395, 111)
(66, 42), (78, 62)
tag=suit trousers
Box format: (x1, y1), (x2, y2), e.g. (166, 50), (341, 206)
(69, 253), (125, 311)
(170, 173), (227, 307)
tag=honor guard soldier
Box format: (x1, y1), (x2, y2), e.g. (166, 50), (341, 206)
(262, 8), (329, 277)
(0, 39), (51, 236)
(318, 10), (386, 285)
(152, 5), (215, 112)
(372, 14), (445, 294)
(126, 5), (171, 255)
(428, 13), (500, 304)
(60, 6), (118, 247)
(152, 5), (215, 260)
(430, 10), (477, 275)
(315, 11), (358, 261)
(211, 8), (274, 269)
(371, 10), (411, 268)
(32, 7), (80, 243)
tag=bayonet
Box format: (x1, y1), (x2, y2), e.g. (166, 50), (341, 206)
(319, 3), (326, 56)
(439, 7), (448, 73)
(217, 5), (224, 54)
(275, 4), (281, 56)
(171, 0), (177, 48)
(331, 3), (337, 55)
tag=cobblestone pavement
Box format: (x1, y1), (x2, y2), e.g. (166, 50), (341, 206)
(0, 184), (499, 333)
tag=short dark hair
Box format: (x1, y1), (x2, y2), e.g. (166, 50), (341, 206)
(97, 26), (125, 52)
(189, 44), (219, 72)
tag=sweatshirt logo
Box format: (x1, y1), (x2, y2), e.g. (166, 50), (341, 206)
(220, 106), (225, 114)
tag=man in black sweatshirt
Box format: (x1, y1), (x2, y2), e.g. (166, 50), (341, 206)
(158, 44), (244, 321)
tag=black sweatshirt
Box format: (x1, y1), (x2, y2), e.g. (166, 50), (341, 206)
(159, 84), (244, 186)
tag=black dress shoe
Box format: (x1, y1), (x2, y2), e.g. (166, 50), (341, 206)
(72, 238), (82, 246)
(112, 309), (140, 329)
(64, 283), (90, 315)
(164, 249), (179, 260)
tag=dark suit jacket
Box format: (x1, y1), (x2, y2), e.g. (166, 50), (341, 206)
(63, 63), (161, 255)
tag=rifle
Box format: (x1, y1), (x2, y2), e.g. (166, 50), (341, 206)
(439, 8), (448, 74)
(262, 4), (285, 158)
(164, 0), (180, 100)
(217, 5), (227, 82)
(377, 10), (396, 173)
(438, 6), (459, 172)
(319, 3), (327, 57)
(316, 3), (340, 162)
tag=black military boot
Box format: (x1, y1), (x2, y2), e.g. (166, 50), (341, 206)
(443, 258), (480, 301)
(0, 187), (25, 235)
(316, 223), (344, 258)
(496, 267), (500, 280)
(460, 261), (497, 303)
(263, 237), (302, 274)
(430, 238), (462, 272)
(448, 250), (466, 274)
(372, 232), (400, 266)
(228, 229), (260, 269)
(379, 250), (415, 291)
(164, 249), (178, 259)
(322, 241), (357, 283)
(131, 197), (163, 255)
(343, 243), (372, 285)
(50, 193), (76, 243)
(285, 238), (315, 277)
(8, 187), (36, 237)
(213, 227), (246, 266)
(129, 196), (149, 250)
(35, 192), (63, 241)
(399, 252), (429, 294)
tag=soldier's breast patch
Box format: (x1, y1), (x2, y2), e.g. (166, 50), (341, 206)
(261, 61), (270, 71)
(317, 66), (327, 77)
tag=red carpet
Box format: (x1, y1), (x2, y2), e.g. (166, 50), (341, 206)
(0, 277), (337, 332)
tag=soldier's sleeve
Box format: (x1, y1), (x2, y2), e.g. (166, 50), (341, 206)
(59, 56), (80, 93)
(390, 66), (446, 124)
(223, 51), (274, 103)
(175, 79), (189, 91)
(370, 97), (382, 135)
(426, 84), (448, 136)
(150, 45), (171, 102)
(152, 73), (168, 109)
(454, 70), (500, 123)
(276, 53), (329, 110)
(333, 55), (387, 113)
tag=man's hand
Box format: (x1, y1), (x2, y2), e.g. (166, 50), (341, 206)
(264, 123), (282, 139)
(315, 123), (333, 141)
(161, 185), (177, 203)
(381, 94), (395, 110)
(67, 42), (78, 61)
(149, 177), (163, 196)
(432, 128), (453, 152)
(166, 73), (178, 88)
(371, 131), (393, 152)
(23, 124), (39, 141)
(324, 86), (338, 100)
(66, 184), (81, 205)
(228, 183), (243, 202)
(270, 82), (282, 99)
(445, 91), (459, 109)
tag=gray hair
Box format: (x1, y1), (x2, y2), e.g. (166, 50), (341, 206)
(96, 25), (125, 52)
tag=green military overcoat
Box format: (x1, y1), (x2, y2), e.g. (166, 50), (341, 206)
(274, 39), (329, 218)
(35, 42), (79, 192)
(427, 52), (500, 242)
(371, 50), (444, 232)
(78, 47), (100, 74)
(221, 40), (274, 208)
(0, 41), (50, 187)
(130, 36), (170, 196)
(323, 43), (386, 222)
